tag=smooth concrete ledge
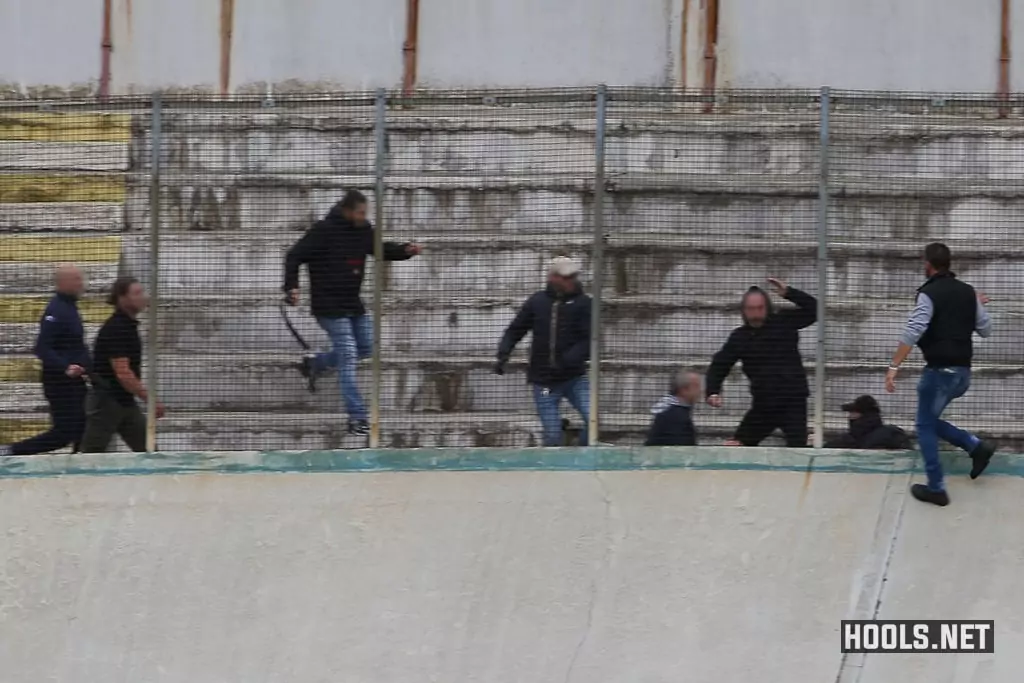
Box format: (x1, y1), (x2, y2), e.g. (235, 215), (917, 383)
(2, 445), (1023, 479)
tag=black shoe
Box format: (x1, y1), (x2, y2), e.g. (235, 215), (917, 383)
(910, 483), (950, 507)
(348, 420), (370, 437)
(970, 440), (996, 480)
(295, 354), (317, 393)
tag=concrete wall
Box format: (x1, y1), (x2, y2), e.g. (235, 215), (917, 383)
(2, 448), (1022, 682)
(0, 0), (1018, 94)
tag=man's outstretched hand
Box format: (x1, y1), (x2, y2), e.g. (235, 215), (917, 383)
(285, 289), (299, 306)
(406, 243), (423, 256)
(706, 394), (723, 408)
(767, 278), (789, 296)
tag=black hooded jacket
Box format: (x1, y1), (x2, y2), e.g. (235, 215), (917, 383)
(498, 283), (592, 386)
(824, 413), (912, 450)
(705, 286), (817, 401)
(283, 205), (413, 318)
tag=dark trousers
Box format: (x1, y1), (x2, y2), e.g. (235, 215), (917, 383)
(10, 379), (87, 455)
(735, 396), (808, 447)
(80, 390), (147, 453)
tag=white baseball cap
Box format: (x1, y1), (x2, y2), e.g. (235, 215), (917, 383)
(549, 256), (581, 277)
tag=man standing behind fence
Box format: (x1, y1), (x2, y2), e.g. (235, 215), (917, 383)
(886, 242), (996, 507)
(0, 265), (89, 457)
(705, 278), (817, 447)
(81, 276), (163, 453)
(495, 256), (592, 447)
(283, 190), (422, 436)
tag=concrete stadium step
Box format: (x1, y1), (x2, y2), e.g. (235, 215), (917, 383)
(0, 202), (124, 233)
(114, 232), (1024, 303)
(0, 141), (130, 172)
(2, 352), (1018, 425)
(1, 408), (1020, 453)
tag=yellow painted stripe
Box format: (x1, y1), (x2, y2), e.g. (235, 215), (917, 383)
(0, 418), (50, 443)
(0, 113), (131, 142)
(0, 175), (125, 203)
(0, 357), (39, 382)
(0, 296), (109, 323)
(0, 235), (121, 263)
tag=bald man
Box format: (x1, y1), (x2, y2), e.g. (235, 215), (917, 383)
(0, 265), (90, 456)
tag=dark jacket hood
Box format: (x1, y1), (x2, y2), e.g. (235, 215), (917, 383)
(848, 412), (884, 440)
(324, 204), (362, 228)
(740, 286), (775, 326)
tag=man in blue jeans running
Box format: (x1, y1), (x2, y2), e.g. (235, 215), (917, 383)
(886, 242), (995, 506)
(284, 190), (421, 435)
(496, 256), (592, 446)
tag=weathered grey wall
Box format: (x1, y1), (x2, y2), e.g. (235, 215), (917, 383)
(0, 0), (1018, 94)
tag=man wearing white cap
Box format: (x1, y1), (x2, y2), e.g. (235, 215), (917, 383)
(496, 256), (592, 446)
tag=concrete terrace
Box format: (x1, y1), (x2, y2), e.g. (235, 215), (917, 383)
(2, 96), (1024, 448)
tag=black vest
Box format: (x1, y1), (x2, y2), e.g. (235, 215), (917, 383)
(916, 272), (977, 368)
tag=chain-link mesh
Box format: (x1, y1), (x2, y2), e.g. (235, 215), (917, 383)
(3, 88), (1023, 453)
(383, 90), (598, 447)
(826, 91), (1022, 452)
(602, 89), (823, 446)
(0, 101), (143, 453)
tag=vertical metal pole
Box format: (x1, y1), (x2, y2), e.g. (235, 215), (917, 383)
(813, 86), (831, 450)
(145, 93), (163, 453)
(370, 88), (386, 448)
(588, 85), (608, 447)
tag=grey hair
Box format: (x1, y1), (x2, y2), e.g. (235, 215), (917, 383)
(670, 367), (702, 394)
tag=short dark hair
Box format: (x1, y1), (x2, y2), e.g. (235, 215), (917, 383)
(107, 276), (139, 306)
(924, 242), (952, 271)
(339, 190), (367, 210)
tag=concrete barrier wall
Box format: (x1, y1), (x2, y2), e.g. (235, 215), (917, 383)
(1, 447), (1022, 682)
(0, 0), (1021, 93)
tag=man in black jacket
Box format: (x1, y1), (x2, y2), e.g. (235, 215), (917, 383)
(705, 278), (817, 447)
(886, 242), (995, 507)
(645, 368), (702, 446)
(496, 257), (592, 446)
(283, 190), (421, 435)
(824, 395), (911, 450)
(1, 265), (91, 456)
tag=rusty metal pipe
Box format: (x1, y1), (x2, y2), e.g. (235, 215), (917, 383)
(99, 0), (113, 100)
(402, 0), (420, 96)
(702, 0), (720, 112)
(681, 0), (690, 89)
(999, 0), (1011, 118)
(220, 0), (235, 96)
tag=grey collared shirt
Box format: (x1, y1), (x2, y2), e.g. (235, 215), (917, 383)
(900, 293), (992, 346)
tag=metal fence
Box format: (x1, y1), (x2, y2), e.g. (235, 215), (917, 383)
(1, 87), (1021, 452)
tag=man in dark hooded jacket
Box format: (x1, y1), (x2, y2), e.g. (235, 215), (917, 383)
(496, 256), (592, 446)
(705, 278), (817, 447)
(283, 190), (421, 435)
(824, 395), (912, 450)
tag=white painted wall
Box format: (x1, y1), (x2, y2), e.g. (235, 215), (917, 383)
(0, 0), (1015, 94)
(718, 0), (1002, 91)
(417, 0), (682, 88)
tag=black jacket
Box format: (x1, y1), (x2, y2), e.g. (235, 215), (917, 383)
(645, 396), (697, 446)
(917, 272), (978, 368)
(35, 293), (90, 383)
(498, 283), (592, 386)
(824, 413), (912, 450)
(283, 206), (413, 317)
(705, 287), (817, 401)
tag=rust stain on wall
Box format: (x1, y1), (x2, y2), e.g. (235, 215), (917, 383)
(220, 0), (235, 95)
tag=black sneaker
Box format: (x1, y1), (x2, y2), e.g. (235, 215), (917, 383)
(294, 354), (317, 393)
(348, 420), (370, 436)
(970, 440), (996, 480)
(910, 483), (950, 507)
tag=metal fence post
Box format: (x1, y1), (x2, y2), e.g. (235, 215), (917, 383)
(145, 92), (163, 453)
(370, 88), (387, 448)
(588, 84), (608, 447)
(813, 86), (831, 450)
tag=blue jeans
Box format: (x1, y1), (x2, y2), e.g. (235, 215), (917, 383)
(315, 315), (372, 422)
(916, 367), (980, 492)
(533, 376), (590, 447)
